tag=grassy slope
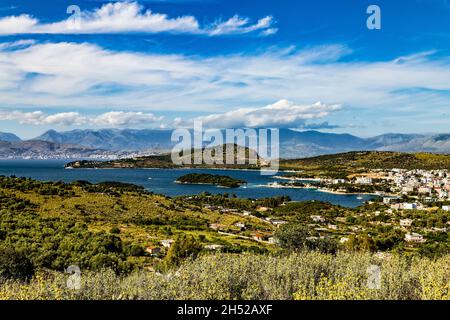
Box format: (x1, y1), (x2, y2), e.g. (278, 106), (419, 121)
(279, 151), (450, 178)
(0, 177), (275, 272)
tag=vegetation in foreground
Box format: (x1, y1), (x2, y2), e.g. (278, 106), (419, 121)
(1, 174), (449, 300)
(1, 251), (449, 300)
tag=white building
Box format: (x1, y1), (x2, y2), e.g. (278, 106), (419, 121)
(311, 215), (326, 223)
(340, 237), (349, 243)
(405, 233), (425, 243)
(204, 244), (223, 250)
(235, 222), (246, 230)
(271, 220), (287, 227)
(402, 203), (417, 210)
(161, 239), (175, 248)
(400, 219), (413, 227)
(355, 177), (372, 185)
(418, 187), (432, 194)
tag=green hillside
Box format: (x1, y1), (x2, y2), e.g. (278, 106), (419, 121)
(280, 151), (450, 178)
(66, 144), (261, 170)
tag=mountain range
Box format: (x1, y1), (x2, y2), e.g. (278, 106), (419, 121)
(34, 129), (173, 152)
(0, 140), (122, 160)
(2, 129), (450, 159)
(0, 132), (21, 142)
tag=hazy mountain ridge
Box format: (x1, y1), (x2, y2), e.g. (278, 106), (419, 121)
(28, 129), (450, 158)
(0, 140), (123, 159)
(34, 129), (174, 152)
(0, 132), (21, 142)
(2, 129), (450, 159)
(32, 128), (375, 158)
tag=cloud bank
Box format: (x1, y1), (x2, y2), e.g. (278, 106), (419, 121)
(0, 41), (449, 115)
(0, 2), (276, 36)
(0, 100), (340, 129)
(0, 40), (450, 134)
(0, 110), (163, 127)
(191, 100), (341, 128)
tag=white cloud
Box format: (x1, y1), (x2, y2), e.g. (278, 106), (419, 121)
(0, 14), (37, 34)
(0, 101), (338, 129)
(41, 112), (87, 126)
(0, 39), (35, 50)
(0, 2), (276, 36)
(191, 100), (342, 128)
(0, 110), (163, 127)
(208, 15), (275, 36)
(0, 110), (89, 126)
(0, 41), (450, 132)
(92, 111), (163, 126)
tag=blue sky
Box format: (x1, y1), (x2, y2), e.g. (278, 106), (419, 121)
(1, 0), (450, 138)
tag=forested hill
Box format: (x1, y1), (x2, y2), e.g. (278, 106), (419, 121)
(279, 151), (450, 177)
(66, 144), (262, 169)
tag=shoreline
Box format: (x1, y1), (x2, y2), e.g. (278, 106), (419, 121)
(261, 183), (381, 196)
(64, 165), (302, 174)
(174, 180), (244, 188)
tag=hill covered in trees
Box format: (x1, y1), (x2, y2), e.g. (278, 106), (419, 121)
(280, 151), (450, 178)
(66, 144), (261, 170)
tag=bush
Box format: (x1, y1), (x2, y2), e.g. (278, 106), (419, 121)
(1, 252), (449, 300)
(110, 227), (121, 234)
(164, 234), (203, 267)
(275, 223), (338, 254)
(0, 247), (35, 282)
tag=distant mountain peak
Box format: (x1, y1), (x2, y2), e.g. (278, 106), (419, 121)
(29, 128), (450, 158)
(0, 132), (21, 142)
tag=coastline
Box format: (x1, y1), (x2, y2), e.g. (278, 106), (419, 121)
(174, 181), (243, 188)
(64, 165), (303, 174)
(261, 183), (382, 196)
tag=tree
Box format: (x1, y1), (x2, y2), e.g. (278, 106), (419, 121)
(164, 234), (202, 267)
(0, 247), (35, 282)
(275, 223), (337, 254)
(344, 235), (376, 252)
(109, 226), (121, 234)
(275, 224), (310, 251)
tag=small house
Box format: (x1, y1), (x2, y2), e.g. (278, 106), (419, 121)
(204, 244), (224, 250)
(146, 246), (160, 255)
(161, 239), (175, 248)
(400, 219), (413, 228)
(402, 203), (417, 210)
(235, 222), (246, 230)
(405, 233), (425, 243)
(252, 233), (265, 242)
(311, 215), (326, 223)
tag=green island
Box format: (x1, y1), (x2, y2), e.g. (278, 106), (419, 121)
(176, 173), (246, 188)
(65, 144), (261, 170)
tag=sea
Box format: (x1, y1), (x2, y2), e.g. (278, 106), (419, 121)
(0, 160), (376, 208)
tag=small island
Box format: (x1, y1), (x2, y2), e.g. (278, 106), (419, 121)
(175, 173), (247, 188)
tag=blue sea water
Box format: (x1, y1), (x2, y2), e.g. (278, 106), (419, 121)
(0, 160), (374, 208)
